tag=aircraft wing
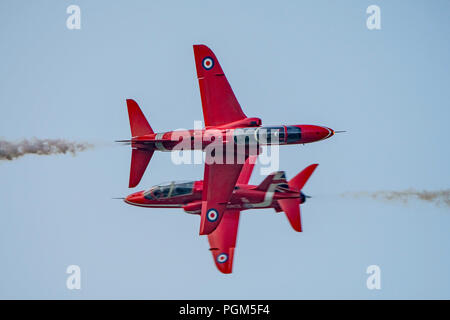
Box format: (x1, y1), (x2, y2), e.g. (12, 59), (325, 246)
(199, 160), (245, 235)
(193, 45), (247, 126)
(206, 157), (256, 273)
(207, 209), (240, 274)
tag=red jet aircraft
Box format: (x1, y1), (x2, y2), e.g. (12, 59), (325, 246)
(120, 45), (334, 235)
(124, 156), (318, 273)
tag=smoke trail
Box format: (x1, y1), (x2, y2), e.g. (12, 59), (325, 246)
(341, 189), (450, 208)
(0, 138), (94, 160)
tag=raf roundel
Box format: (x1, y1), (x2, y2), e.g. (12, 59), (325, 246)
(207, 209), (219, 222)
(202, 57), (214, 70)
(217, 253), (228, 264)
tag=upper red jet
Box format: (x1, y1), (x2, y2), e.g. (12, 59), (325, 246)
(120, 45), (334, 235)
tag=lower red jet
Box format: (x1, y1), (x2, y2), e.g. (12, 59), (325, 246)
(124, 156), (318, 274)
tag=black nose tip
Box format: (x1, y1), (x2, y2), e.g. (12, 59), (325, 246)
(300, 192), (312, 203)
(300, 192), (306, 203)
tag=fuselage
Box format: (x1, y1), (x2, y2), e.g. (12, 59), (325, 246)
(131, 121), (334, 152)
(124, 180), (305, 214)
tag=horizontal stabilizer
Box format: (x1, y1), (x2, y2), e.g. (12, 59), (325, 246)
(129, 148), (154, 188)
(278, 198), (302, 232)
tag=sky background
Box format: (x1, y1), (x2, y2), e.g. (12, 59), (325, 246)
(0, 0), (449, 299)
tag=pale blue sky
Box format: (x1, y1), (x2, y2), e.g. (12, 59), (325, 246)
(0, 0), (449, 299)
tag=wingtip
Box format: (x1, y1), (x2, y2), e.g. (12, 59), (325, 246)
(193, 44), (208, 48)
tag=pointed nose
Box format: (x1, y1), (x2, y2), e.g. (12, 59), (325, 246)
(298, 125), (334, 143)
(317, 126), (334, 140)
(125, 191), (144, 205)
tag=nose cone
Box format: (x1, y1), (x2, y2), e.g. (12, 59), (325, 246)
(299, 125), (334, 143)
(124, 191), (145, 205)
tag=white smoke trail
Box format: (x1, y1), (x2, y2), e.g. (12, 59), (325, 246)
(0, 138), (94, 160)
(341, 189), (450, 208)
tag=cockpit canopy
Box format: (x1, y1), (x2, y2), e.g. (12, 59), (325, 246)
(144, 181), (194, 200)
(232, 126), (302, 144)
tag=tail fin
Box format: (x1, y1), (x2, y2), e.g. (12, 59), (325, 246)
(126, 99), (154, 188)
(129, 149), (154, 188)
(126, 99), (153, 137)
(278, 164), (319, 232)
(288, 164), (319, 191)
(255, 171), (288, 192)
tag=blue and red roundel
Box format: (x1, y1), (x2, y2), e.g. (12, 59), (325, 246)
(207, 208), (219, 222)
(217, 253), (228, 264)
(202, 57), (214, 70)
